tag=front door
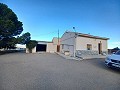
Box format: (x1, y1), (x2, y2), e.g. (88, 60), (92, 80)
(98, 43), (102, 54)
(57, 45), (60, 52)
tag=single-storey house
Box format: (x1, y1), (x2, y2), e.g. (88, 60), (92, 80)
(60, 31), (109, 57)
(26, 37), (60, 53)
(26, 31), (109, 57)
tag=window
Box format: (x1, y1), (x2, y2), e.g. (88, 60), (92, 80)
(87, 44), (92, 50)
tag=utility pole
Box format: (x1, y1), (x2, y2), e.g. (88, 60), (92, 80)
(73, 27), (76, 57)
(57, 29), (60, 52)
(58, 29), (59, 45)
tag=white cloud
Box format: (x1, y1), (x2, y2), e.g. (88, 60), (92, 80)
(108, 42), (120, 49)
(111, 42), (120, 45)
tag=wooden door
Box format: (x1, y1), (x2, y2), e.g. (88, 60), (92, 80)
(57, 45), (60, 52)
(98, 43), (102, 54)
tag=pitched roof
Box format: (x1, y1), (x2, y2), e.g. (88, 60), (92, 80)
(66, 31), (109, 40)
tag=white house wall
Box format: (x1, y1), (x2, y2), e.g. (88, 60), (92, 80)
(46, 43), (57, 53)
(76, 36), (108, 51)
(47, 37), (59, 53)
(60, 32), (75, 45)
(60, 32), (75, 56)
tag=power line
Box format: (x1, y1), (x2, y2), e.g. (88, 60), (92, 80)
(32, 30), (58, 37)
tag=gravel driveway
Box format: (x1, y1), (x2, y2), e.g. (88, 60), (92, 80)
(0, 53), (120, 90)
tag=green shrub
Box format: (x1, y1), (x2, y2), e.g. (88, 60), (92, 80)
(26, 40), (37, 53)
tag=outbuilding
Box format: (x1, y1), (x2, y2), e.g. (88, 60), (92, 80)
(26, 37), (59, 53)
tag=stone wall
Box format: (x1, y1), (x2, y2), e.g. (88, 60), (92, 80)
(76, 50), (108, 57)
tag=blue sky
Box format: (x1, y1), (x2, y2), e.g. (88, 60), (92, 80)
(0, 0), (120, 49)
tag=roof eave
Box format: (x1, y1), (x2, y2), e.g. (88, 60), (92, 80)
(77, 34), (109, 40)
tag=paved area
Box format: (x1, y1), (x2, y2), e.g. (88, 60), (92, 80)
(0, 53), (120, 90)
